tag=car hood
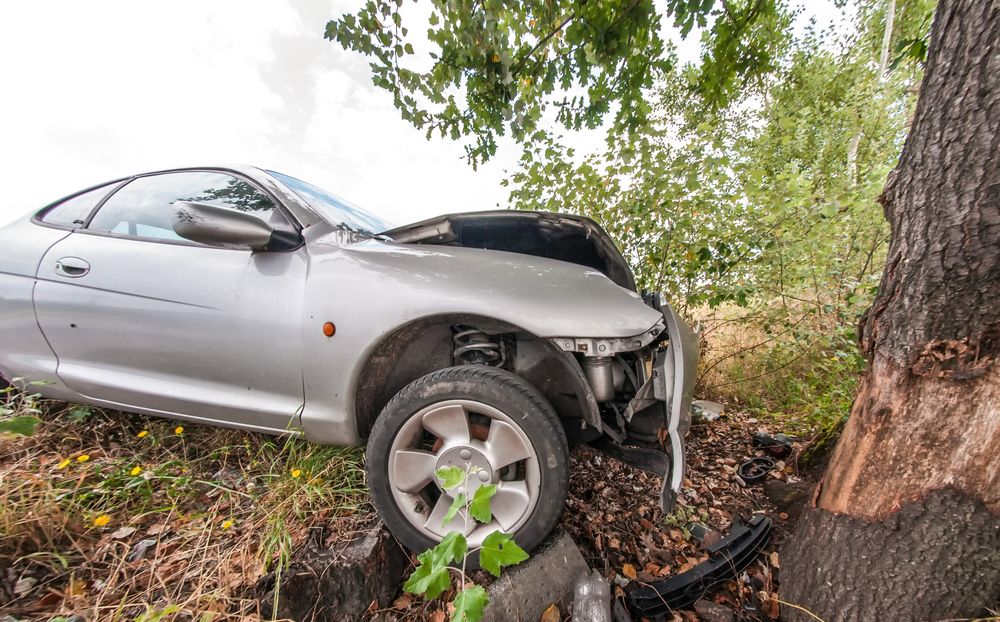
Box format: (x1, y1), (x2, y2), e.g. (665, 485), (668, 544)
(380, 210), (637, 291)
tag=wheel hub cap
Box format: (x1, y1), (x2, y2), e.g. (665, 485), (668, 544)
(386, 399), (541, 547)
(436, 446), (494, 493)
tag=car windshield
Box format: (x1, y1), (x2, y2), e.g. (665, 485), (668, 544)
(267, 170), (394, 235)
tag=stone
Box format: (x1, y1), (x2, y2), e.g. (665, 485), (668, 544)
(259, 525), (408, 622)
(693, 599), (735, 622)
(482, 531), (589, 622)
(763, 479), (813, 528)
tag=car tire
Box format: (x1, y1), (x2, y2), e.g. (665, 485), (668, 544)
(366, 365), (569, 560)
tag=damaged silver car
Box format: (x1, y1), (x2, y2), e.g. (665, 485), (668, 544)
(0, 165), (698, 554)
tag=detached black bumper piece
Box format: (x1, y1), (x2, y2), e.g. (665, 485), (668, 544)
(627, 514), (772, 617)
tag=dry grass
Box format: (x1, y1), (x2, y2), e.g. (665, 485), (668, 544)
(694, 301), (865, 441)
(0, 386), (369, 622)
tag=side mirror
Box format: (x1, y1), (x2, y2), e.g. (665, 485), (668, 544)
(172, 201), (299, 251)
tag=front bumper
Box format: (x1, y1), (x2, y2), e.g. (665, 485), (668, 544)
(595, 294), (699, 512)
(650, 294), (699, 507)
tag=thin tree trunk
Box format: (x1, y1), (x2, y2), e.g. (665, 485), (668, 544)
(847, 0), (895, 186)
(877, 0), (896, 78)
(782, 0), (1000, 620)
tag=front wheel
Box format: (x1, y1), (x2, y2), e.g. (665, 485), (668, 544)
(366, 366), (569, 556)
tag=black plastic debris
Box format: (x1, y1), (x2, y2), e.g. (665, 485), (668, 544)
(738, 457), (776, 484)
(627, 515), (772, 617)
(751, 432), (793, 459)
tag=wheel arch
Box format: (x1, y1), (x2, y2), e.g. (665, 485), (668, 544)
(352, 313), (601, 441)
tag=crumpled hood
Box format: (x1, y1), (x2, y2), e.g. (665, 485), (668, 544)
(380, 210), (637, 291)
(303, 236), (662, 339)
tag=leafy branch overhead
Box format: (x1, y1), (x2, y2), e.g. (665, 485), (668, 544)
(325, 0), (787, 165)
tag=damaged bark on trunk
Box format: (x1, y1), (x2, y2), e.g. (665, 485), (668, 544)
(782, 0), (1000, 620)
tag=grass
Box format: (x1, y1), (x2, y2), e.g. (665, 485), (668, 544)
(694, 301), (866, 452)
(0, 383), (369, 621)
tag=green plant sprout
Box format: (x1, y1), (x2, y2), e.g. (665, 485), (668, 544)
(403, 465), (530, 622)
(0, 377), (48, 436)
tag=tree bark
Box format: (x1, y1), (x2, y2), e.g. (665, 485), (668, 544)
(782, 0), (1000, 620)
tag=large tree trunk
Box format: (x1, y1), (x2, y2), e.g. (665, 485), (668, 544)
(781, 1), (1000, 620)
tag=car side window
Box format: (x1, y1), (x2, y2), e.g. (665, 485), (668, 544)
(87, 171), (279, 244)
(38, 182), (121, 227)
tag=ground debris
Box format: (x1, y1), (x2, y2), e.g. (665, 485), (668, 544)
(560, 408), (800, 620)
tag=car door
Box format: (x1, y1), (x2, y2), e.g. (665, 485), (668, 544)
(32, 170), (307, 432)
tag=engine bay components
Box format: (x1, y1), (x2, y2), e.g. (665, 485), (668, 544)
(582, 356), (615, 402)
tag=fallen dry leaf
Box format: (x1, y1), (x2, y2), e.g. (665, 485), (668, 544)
(770, 550), (780, 568)
(622, 563), (637, 580)
(109, 526), (136, 540)
(760, 590), (780, 619)
(146, 523), (169, 536)
(540, 603), (560, 622)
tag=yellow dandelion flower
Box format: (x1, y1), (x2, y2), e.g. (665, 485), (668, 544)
(93, 514), (111, 527)
(76, 454), (90, 462)
(57, 458), (72, 469)
(130, 466), (143, 476)
(291, 469), (302, 478)
(174, 426), (184, 435)
(221, 519), (234, 530)
(137, 430), (149, 438)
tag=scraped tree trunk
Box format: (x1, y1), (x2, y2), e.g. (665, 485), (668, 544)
(782, 1), (1000, 620)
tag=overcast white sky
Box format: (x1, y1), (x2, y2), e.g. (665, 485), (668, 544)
(0, 1), (849, 228)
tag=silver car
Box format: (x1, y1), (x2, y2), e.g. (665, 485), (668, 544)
(0, 165), (697, 553)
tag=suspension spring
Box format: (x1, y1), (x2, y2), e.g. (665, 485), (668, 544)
(453, 327), (504, 366)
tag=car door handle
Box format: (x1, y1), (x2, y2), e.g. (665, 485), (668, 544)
(54, 257), (91, 278)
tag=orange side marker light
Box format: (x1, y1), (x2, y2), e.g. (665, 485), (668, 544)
(322, 322), (336, 337)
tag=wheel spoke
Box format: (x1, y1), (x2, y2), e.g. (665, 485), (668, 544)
(421, 404), (471, 444)
(392, 449), (438, 493)
(484, 420), (533, 470)
(424, 493), (473, 538)
(491, 480), (531, 531)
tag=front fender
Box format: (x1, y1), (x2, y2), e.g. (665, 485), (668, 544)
(297, 234), (660, 445)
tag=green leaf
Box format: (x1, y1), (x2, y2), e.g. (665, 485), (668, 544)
(405, 531), (467, 599)
(432, 530), (467, 566)
(436, 466), (465, 491)
(451, 585), (488, 622)
(469, 484), (496, 523)
(441, 493), (466, 527)
(68, 406), (92, 423)
(479, 531), (528, 577)
(0, 416), (41, 437)
(403, 555), (451, 599)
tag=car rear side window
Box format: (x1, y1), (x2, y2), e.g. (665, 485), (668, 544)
(38, 182), (120, 227)
(87, 171), (278, 243)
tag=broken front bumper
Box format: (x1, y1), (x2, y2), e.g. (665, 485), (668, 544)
(599, 294), (699, 512)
